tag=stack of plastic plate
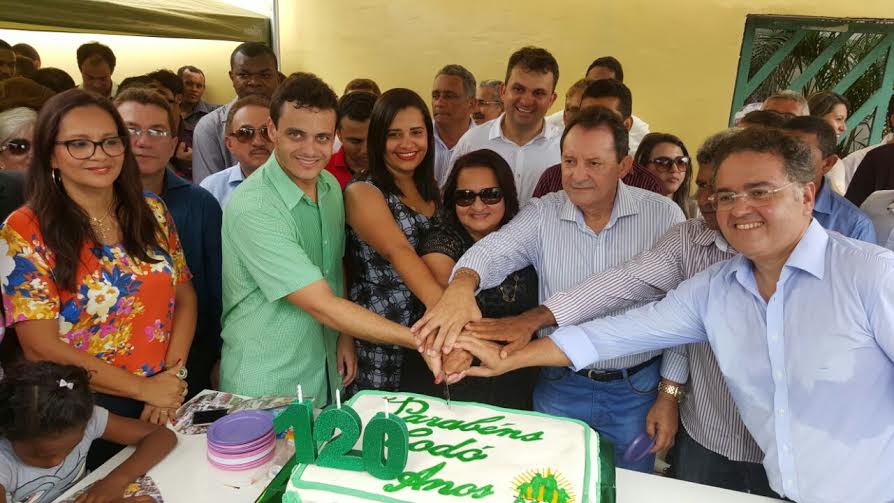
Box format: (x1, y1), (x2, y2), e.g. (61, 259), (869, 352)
(207, 410), (275, 471)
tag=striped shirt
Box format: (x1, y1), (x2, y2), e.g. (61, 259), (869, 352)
(544, 218), (763, 463)
(455, 182), (687, 375)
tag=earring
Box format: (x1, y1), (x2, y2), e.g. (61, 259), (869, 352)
(52, 169), (63, 187)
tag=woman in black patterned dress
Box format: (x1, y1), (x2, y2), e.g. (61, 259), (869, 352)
(344, 89), (444, 394)
(402, 149), (539, 409)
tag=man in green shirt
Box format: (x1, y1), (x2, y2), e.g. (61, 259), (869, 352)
(220, 73), (434, 406)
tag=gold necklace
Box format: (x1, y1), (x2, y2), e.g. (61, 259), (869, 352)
(89, 206), (115, 242)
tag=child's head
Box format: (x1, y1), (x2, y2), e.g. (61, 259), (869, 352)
(0, 361), (94, 467)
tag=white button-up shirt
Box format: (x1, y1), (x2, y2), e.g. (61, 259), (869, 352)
(433, 120), (474, 187)
(448, 114), (561, 205)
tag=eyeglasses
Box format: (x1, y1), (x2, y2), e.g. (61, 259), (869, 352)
(707, 182), (796, 210)
(476, 99), (502, 107)
(454, 187), (504, 206)
(229, 126), (271, 143)
(55, 137), (126, 160)
(127, 127), (171, 140)
(0, 139), (30, 156)
(648, 156), (691, 173)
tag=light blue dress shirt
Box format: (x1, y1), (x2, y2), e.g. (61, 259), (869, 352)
(813, 176), (876, 243)
(550, 220), (894, 502)
(199, 163), (246, 208)
(455, 183), (687, 377)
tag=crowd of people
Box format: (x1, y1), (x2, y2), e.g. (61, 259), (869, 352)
(0, 36), (892, 503)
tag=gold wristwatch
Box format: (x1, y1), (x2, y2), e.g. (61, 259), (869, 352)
(658, 381), (685, 402)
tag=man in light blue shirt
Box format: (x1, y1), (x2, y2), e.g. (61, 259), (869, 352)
(457, 127), (894, 503)
(200, 95), (272, 208)
(782, 116), (876, 243)
(415, 106), (686, 472)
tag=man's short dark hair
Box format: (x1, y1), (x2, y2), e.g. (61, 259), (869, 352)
(177, 65), (204, 78)
(0, 40), (11, 51)
(504, 46), (559, 91)
(31, 68), (76, 93)
(12, 43), (39, 62)
(561, 105), (629, 163)
(116, 75), (156, 95)
(782, 115), (838, 158)
(226, 94), (271, 131)
(344, 78), (381, 96)
(581, 79), (632, 120)
(586, 56), (624, 82)
(887, 94), (894, 125)
(76, 42), (116, 71)
(146, 69), (183, 96)
(712, 127), (814, 185)
(270, 72), (337, 126)
(230, 42), (277, 70)
(740, 109), (789, 129)
(337, 91), (376, 129)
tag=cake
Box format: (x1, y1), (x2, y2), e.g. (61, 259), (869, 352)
(267, 390), (615, 503)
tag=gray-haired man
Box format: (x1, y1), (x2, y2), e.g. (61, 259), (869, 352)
(432, 64), (476, 186)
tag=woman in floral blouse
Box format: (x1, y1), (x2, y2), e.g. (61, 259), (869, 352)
(0, 89), (196, 465)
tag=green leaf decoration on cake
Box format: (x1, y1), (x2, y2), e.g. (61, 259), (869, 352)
(512, 468), (575, 503)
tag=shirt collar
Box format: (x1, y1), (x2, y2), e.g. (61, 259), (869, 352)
(560, 181), (639, 230)
(264, 154), (331, 209)
(162, 167), (190, 193)
(227, 163), (246, 186)
(489, 114), (560, 144)
(691, 218), (733, 253)
(813, 176), (834, 215)
(728, 218), (827, 285)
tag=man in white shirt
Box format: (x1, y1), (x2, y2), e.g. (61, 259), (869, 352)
(449, 46), (561, 205)
(431, 65), (476, 186)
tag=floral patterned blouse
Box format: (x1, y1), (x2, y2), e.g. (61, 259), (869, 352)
(0, 194), (191, 377)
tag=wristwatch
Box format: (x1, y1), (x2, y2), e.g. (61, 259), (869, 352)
(176, 366), (188, 380)
(658, 381), (685, 402)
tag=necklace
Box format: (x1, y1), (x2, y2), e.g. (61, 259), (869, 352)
(89, 205), (116, 242)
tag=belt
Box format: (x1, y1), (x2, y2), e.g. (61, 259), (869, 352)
(576, 356), (660, 382)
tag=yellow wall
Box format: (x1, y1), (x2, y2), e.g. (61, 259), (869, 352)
(0, 29), (241, 104)
(278, 0), (894, 156)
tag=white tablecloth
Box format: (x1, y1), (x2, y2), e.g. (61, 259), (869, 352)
(55, 431), (784, 503)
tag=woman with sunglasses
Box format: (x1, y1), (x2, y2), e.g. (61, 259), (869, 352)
(635, 132), (696, 217)
(344, 88), (444, 394)
(0, 107), (36, 172)
(0, 89), (194, 467)
(404, 149), (539, 409)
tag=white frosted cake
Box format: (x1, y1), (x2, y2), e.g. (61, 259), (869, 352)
(280, 391), (615, 503)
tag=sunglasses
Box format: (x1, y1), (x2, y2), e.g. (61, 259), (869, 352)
(454, 187), (503, 206)
(0, 139), (30, 156)
(230, 126), (270, 143)
(649, 156), (690, 173)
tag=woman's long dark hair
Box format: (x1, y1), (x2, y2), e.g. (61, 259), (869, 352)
(27, 89), (163, 291)
(634, 132), (693, 217)
(366, 88), (439, 203)
(441, 149), (520, 229)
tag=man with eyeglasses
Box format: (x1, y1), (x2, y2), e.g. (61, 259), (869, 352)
(76, 42), (117, 98)
(200, 95), (272, 207)
(414, 106), (686, 473)
(455, 126), (894, 503)
(472, 79), (503, 126)
(431, 64), (477, 187)
(115, 87), (224, 401)
(192, 42), (279, 184)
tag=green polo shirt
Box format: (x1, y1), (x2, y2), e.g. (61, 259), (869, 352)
(220, 155), (344, 407)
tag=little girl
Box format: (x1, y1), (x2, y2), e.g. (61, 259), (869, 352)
(0, 361), (176, 503)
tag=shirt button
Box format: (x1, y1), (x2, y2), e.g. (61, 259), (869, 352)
(774, 371), (783, 379)
(777, 408), (785, 416)
(783, 444), (791, 452)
